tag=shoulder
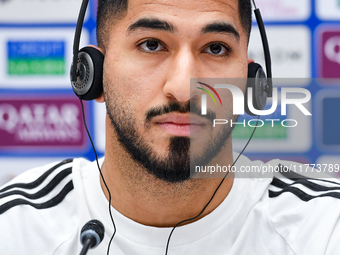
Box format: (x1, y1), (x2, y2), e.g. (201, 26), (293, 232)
(264, 160), (340, 254)
(0, 159), (80, 254)
(0, 158), (75, 215)
(267, 160), (340, 203)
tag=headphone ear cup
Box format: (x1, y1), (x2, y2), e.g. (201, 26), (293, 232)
(245, 62), (268, 116)
(70, 46), (104, 101)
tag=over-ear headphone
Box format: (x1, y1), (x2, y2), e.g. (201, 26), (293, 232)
(70, 0), (273, 115)
(71, 46), (104, 100)
(245, 0), (273, 115)
(70, 0), (103, 101)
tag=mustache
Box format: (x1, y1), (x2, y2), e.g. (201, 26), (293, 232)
(145, 100), (216, 123)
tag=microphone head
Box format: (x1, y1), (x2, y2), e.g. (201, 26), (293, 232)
(80, 219), (105, 248)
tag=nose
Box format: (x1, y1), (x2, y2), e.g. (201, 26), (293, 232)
(163, 47), (198, 103)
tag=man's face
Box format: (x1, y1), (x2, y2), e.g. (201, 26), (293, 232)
(102, 0), (249, 183)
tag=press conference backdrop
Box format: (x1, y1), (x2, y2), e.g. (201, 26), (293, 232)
(0, 0), (339, 185)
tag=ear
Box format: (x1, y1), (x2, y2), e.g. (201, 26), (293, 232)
(88, 44), (104, 54)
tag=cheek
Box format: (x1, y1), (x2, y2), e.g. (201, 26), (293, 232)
(230, 53), (249, 78)
(103, 52), (166, 120)
(203, 55), (249, 80)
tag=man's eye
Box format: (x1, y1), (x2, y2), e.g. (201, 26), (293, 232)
(203, 43), (231, 56)
(138, 40), (165, 52)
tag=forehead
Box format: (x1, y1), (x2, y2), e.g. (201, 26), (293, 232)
(127, 0), (238, 14)
(118, 0), (242, 35)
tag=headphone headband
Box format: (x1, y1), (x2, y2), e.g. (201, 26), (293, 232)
(252, 4), (273, 97)
(71, 0), (89, 82)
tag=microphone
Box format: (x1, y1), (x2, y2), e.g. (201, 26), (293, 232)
(79, 219), (105, 255)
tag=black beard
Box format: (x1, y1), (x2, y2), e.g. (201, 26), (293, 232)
(106, 100), (236, 183)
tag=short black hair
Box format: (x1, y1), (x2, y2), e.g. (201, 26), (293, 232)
(239, 0), (253, 40)
(97, 0), (128, 49)
(97, 0), (252, 48)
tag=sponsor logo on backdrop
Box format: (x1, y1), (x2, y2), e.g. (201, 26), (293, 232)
(248, 26), (311, 82)
(0, 96), (86, 151)
(248, 49), (303, 66)
(7, 41), (65, 76)
(0, 28), (89, 88)
(0, 0), (84, 23)
(254, 0), (310, 21)
(315, 91), (340, 152)
(232, 94), (312, 153)
(316, 0), (340, 20)
(232, 107), (288, 140)
(320, 29), (340, 79)
(322, 97), (340, 146)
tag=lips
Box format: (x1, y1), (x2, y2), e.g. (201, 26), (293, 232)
(153, 114), (206, 136)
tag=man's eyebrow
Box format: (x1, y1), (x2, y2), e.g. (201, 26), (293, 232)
(202, 22), (240, 43)
(127, 18), (176, 34)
